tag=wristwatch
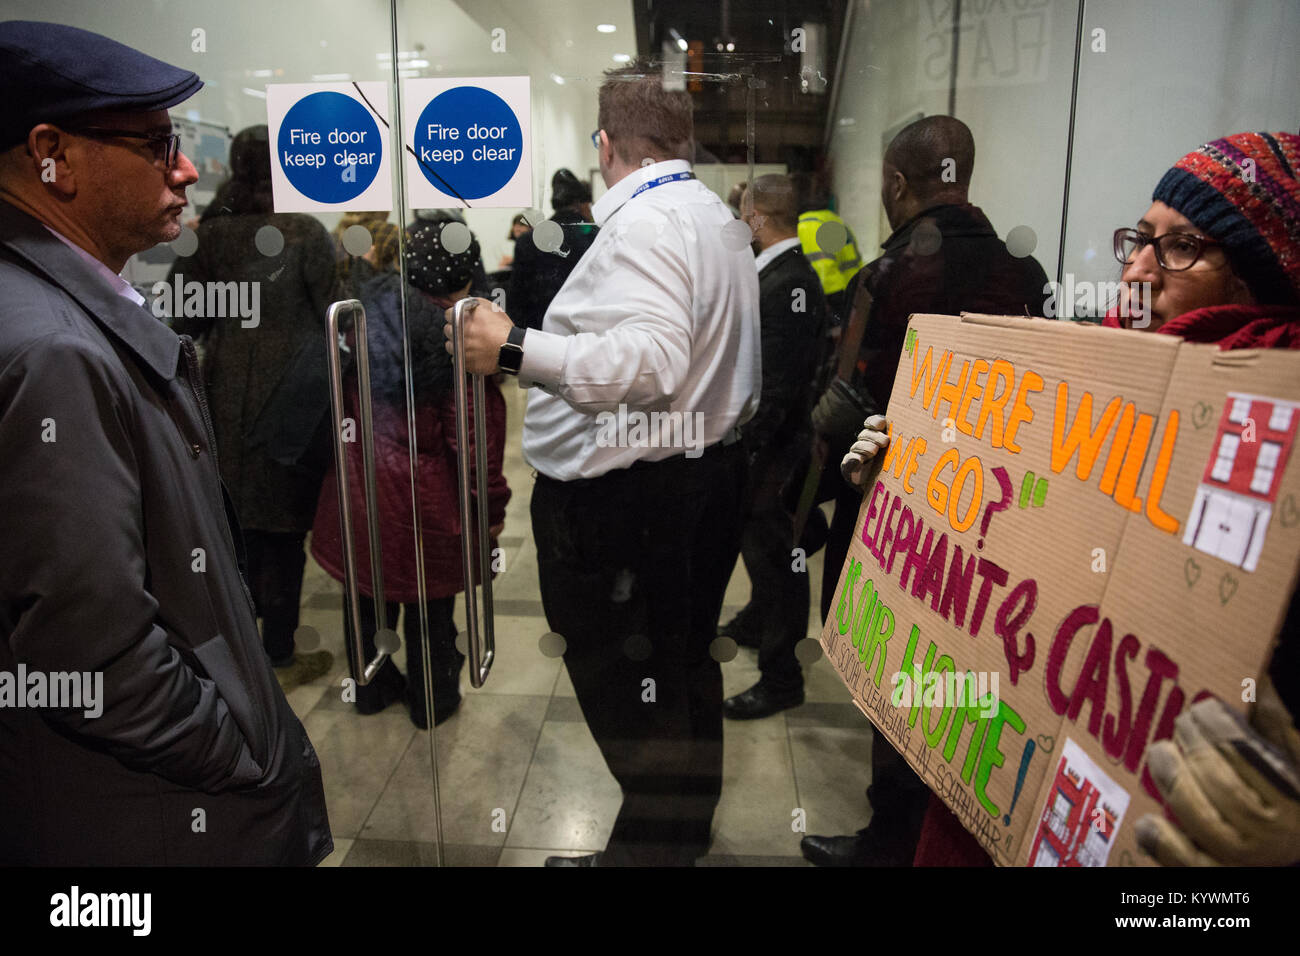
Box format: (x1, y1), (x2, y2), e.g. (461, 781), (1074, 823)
(498, 324), (526, 375)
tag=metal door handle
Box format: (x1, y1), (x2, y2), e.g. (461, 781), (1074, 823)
(325, 299), (392, 684)
(451, 298), (495, 687)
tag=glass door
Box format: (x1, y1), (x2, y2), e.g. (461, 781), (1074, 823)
(24, 0), (1295, 870)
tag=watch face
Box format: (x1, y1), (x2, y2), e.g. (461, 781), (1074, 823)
(498, 342), (524, 373)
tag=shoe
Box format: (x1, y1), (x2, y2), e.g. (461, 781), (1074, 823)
(544, 853), (600, 867)
(354, 665), (408, 715)
(800, 830), (913, 867)
(274, 650), (334, 691)
(717, 607), (761, 649)
(723, 681), (804, 719)
(409, 649), (465, 729)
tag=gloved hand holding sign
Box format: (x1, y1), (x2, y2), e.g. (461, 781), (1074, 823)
(1136, 674), (1300, 866)
(840, 415), (889, 488)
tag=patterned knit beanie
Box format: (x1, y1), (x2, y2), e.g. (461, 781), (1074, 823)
(403, 220), (480, 296)
(1152, 131), (1300, 306)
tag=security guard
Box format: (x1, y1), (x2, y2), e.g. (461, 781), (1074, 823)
(793, 172), (862, 324)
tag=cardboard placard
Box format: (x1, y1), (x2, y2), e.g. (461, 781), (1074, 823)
(820, 313), (1300, 866)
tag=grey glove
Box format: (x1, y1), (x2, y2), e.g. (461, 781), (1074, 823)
(1136, 676), (1300, 866)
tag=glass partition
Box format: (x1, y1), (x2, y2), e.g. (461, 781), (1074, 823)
(8, 0), (1296, 867)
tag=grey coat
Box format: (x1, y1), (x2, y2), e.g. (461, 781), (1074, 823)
(0, 201), (331, 865)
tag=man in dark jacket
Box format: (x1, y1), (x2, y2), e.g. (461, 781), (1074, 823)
(0, 21), (331, 865)
(802, 115), (1049, 866)
(721, 174), (830, 718)
(507, 168), (599, 331)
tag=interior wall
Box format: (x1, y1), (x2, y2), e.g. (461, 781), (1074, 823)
(828, 0), (1300, 300)
(1062, 0), (1300, 290)
(828, 0), (1075, 277)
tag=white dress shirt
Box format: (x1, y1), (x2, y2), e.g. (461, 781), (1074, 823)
(44, 226), (147, 307)
(520, 159), (761, 481)
(754, 236), (803, 274)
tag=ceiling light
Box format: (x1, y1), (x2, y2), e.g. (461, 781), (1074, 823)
(726, 42), (735, 51)
(242, 88), (267, 99)
(597, 24), (616, 33)
(551, 73), (566, 85)
(676, 37), (688, 51)
(612, 53), (631, 63)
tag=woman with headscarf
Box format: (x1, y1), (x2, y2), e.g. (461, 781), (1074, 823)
(839, 131), (1300, 867)
(172, 124), (340, 688)
(311, 221), (511, 728)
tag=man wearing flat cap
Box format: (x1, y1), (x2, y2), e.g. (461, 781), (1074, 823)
(0, 21), (332, 865)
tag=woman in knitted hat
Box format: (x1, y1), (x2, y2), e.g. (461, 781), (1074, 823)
(1106, 131), (1300, 867)
(1107, 131), (1300, 342)
(312, 220), (511, 728)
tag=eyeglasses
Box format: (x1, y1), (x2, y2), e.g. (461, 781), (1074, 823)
(1113, 227), (1223, 272)
(66, 126), (182, 168)
(591, 129), (601, 149)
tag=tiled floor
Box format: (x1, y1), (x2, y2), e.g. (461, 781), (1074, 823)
(292, 382), (876, 866)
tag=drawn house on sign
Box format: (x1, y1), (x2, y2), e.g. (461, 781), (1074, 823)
(1030, 739), (1130, 867)
(1184, 393), (1299, 571)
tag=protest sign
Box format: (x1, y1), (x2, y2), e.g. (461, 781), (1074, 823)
(820, 313), (1300, 866)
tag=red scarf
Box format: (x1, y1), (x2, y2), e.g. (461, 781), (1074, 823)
(1102, 303), (1300, 349)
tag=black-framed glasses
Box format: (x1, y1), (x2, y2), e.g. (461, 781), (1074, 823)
(66, 126), (182, 168)
(1113, 227), (1222, 272)
(591, 129), (601, 149)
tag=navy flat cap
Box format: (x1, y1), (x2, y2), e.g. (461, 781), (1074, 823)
(0, 20), (202, 149)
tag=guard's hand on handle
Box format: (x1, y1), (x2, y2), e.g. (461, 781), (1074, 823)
(1135, 675), (1300, 866)
(444, 297), (515, 376)
(840, 415), (889, 487)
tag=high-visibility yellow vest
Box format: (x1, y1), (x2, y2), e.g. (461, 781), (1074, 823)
(798, 209), (862, 296)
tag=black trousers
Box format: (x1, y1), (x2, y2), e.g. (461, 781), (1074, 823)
(243, 529), (308, 665)
(823, 474), (929, 861)
(738, 452), (808, 691)
(531, 442), (745, 866)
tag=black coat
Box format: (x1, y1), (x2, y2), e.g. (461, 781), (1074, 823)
(846, 203), (1050, 415)
(744, 245), (830, 477)
(506, 208), (598, 330)
(171, 212), (339, 533)
(0, 202), (331, 865)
